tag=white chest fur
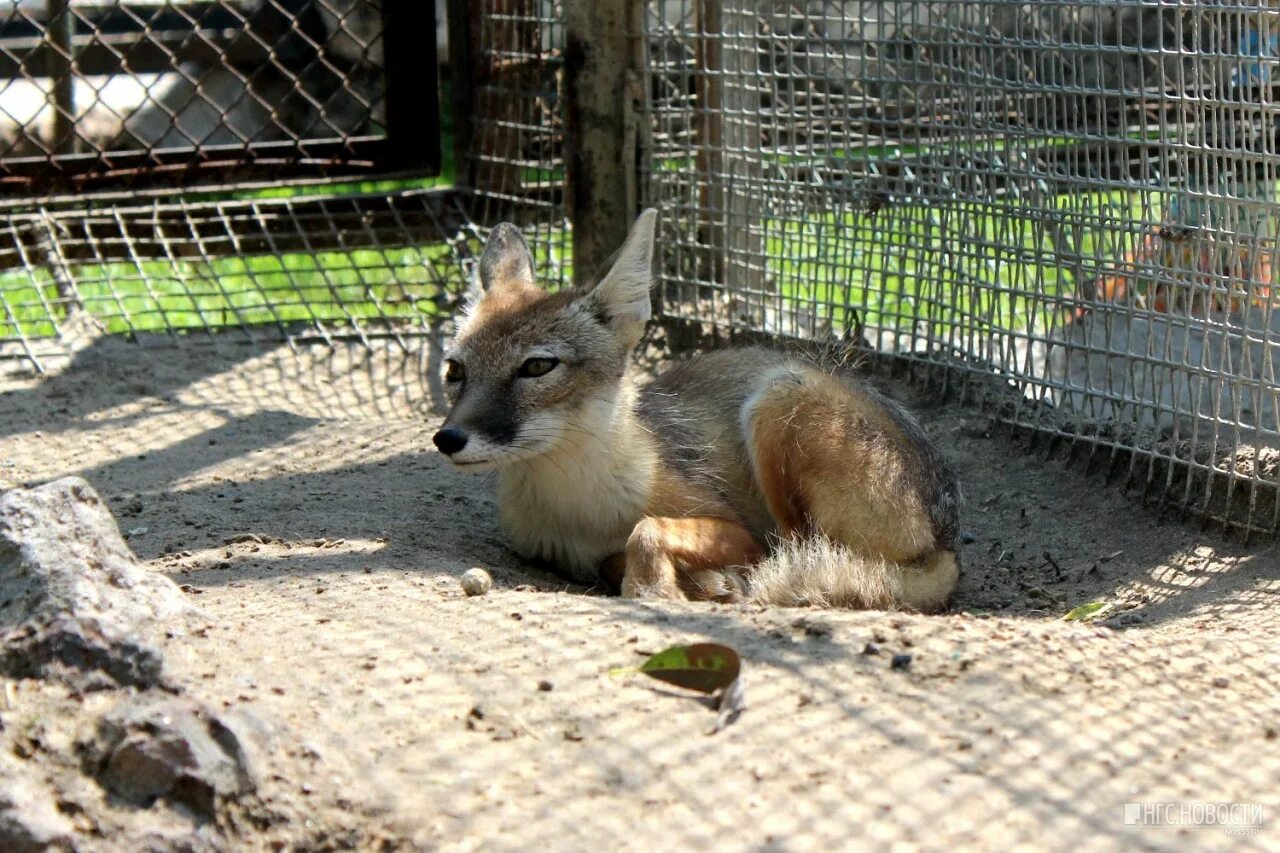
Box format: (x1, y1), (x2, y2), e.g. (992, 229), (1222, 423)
(497, 405), (654, 583)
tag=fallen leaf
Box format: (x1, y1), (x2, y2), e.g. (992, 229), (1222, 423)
(638, 643), (741, 694)
(1064, 601), (1112, 622)
(612, 643), (743, 694)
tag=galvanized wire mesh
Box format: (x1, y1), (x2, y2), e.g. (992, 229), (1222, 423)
(0, 188), (473, 371)
(642, 0), (1280, 536)
(454, 0), (571, 289)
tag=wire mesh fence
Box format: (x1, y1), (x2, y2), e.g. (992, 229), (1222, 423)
(0, 4), (1278, 849)
(0, 0), (570, 375)
(5, 0), (1280, 534)
(0, 188), (473, 370)
(642, 0), (1280, 537)
(2, 0), (1279, 535)
(452, 0), (571, 288)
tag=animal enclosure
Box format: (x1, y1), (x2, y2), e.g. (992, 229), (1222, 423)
(4, 0), (1280, 535)
(0, 3), (1277, 850)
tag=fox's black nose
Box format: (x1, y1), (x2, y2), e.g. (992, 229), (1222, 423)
(433, 426), (468, 456)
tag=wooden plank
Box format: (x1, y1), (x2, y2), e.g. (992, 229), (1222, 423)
(382, 0), (441, 175)
(0, 136), (394, 192)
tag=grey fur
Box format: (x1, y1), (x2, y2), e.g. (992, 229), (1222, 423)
(478, 223), (536, 292)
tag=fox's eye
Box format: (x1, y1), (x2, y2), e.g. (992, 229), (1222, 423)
(444, 360), (464, 383)
(517, 357), (559, 378)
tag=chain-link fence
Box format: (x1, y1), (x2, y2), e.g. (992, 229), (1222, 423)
(643, 0), (1280, 537)
(0, 0), (434, 189)
(0, 0), (569, 375)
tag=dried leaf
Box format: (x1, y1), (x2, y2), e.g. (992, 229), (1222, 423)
(636, 643), (741, 694)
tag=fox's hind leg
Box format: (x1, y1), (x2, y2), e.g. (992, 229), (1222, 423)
(620, 517), (765, 603)
(741, 366), (957, 610)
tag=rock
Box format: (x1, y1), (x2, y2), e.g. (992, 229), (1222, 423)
(0, 477), (196, 689)
(85, 695), (259, 817)
(0, 753), (75, 853)
(460, 568), (493, 597)
(465, 705), (519, 741)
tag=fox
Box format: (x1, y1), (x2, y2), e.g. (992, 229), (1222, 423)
(432, 209), (961, 611)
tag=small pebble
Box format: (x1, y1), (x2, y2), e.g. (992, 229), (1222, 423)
(861, 642), (880, 656)
(1211, 676), (1230, 689)
(460, 568), (493, 597)
(890, 653), (913, 671)
(537, 680), (553, 692)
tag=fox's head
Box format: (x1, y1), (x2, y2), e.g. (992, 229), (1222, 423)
(432, 209), (657, 469)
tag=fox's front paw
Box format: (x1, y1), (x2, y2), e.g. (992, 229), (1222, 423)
(620, 576), (687, 601)
(684, 568), (747, 604)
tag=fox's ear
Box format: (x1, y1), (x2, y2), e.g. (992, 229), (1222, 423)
(477, 223), (536, 293)
(584, 209), (656, 334)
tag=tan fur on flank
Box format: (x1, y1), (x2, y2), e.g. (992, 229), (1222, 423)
(434, 210), (962, 612)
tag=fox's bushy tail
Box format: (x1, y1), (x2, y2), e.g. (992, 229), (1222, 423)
(742, 537), (959, 613)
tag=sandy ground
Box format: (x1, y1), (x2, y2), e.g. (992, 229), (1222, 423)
(1, 334), (1278, 850)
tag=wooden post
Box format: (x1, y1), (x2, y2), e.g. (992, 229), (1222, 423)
(46, 0), (76, 155)
(563, 0), (636, 286)
(446, 0), (478, 190)
(383, 0), (441, 174)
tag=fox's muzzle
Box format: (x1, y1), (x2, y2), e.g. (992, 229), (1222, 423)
(432, 426), (468, 456)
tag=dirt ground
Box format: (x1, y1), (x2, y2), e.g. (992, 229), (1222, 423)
(1, 334), (1278, 851)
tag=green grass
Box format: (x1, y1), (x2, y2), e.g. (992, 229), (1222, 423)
(0, 244), (458, 339)
(765, 189), (1154, 336)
